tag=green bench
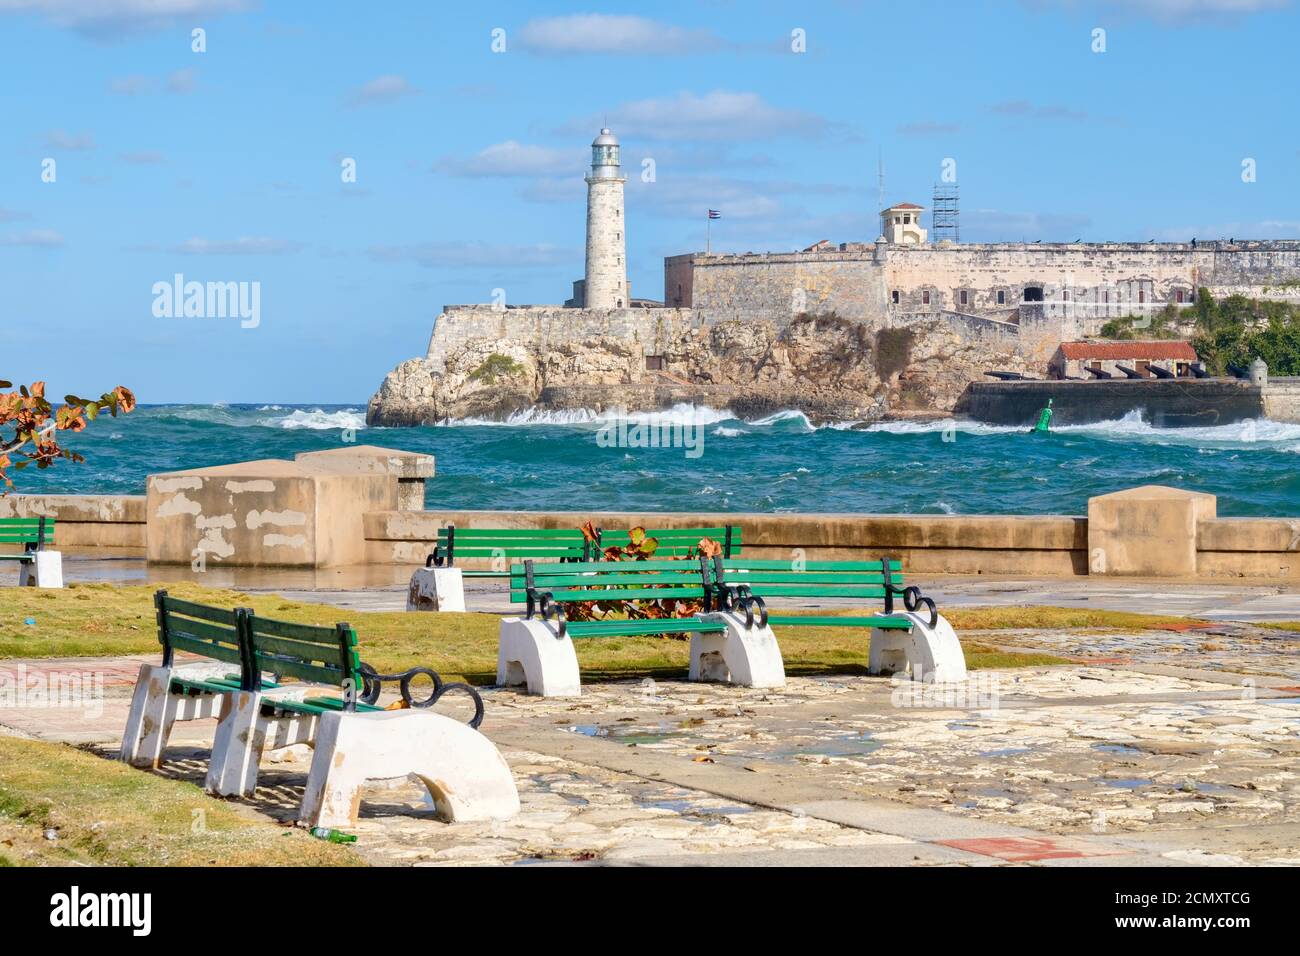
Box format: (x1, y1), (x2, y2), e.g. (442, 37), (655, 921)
(123, 591), (518, 828)
(428, 525), (593, 576)
(498, 556), (785, 695)
(411, 523), (740, 612)
(0, 515), (61, 587)
(706, 555), (966, 682)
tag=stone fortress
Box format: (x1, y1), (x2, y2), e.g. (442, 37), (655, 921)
(368, 128), (1300, 425)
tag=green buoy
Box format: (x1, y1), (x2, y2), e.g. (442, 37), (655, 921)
(1032, 397), (1053, 434)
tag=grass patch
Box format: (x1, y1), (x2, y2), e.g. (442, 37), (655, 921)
(0, 583), (1085, 680)
(942, 606), (1202, 631)
(0, 735), (360, 867)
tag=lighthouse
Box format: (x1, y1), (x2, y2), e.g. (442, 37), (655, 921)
(583, 128), (627, 309)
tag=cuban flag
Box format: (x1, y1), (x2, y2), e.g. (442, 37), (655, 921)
(707, 209), (721, 219)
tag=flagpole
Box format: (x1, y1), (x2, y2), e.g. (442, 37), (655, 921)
(706, 211), (711, 255)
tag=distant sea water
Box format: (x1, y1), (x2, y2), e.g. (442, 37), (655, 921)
(13, 403), (1300, 517)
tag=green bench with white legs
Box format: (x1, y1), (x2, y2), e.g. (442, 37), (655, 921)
(497, 556), (785, 696)
(410, 526), (594, 611)
(705, 556), (966, 683)
(122, 590), (520, 829)
(0, 516), (62, 587)
(410, 523), (740, 611)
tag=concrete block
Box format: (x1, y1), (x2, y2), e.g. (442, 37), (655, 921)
(119, 662), (228, 768)
(406, 566), (464, 612)
(688, 611), (786, 688)
(869, 612), (967, 683)
(497, 617), (581, 697)
(297, 709), (520, 828)
(18, 550), (62, 588)
(1088, 484), (1216, 576)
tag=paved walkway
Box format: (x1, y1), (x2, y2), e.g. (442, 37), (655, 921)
(5, 555), (1297, 866)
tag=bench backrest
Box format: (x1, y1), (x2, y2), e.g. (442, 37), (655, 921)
(510, 557), (710, 611)
(710, 557), (905, 603)
(155, 590), (251, 685)
(430, 525), (591, 568)
(0, 516), (54, 552)
(245, 614), (363, 709)
(596, 525), (741, 559)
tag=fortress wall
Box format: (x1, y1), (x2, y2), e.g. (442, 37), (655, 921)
(686, 251), (889, 322)
(675, 241), (1300, 333)
(425, 306), (702, 373)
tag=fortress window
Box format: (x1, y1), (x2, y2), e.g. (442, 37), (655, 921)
(960, 290), (968, 306)
(1103, 291), (1110, 303)
(1138, 290), (1146, 303)
(1024, 286), (1044, 302)
(1062, 290), (1069, 301)
(891, 290), (900, 304)
(645, 355), (664, 371)
(997, 290), (1005, 305)
(1175, 289), (1185, 303)
(922, 291), (931, 305)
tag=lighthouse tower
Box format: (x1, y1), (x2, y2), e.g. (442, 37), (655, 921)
(583, 128), (627, 309)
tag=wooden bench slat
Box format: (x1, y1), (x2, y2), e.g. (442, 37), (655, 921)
(721, 572), (892, 584)
(765, 615), (914, 629)
(251, 653), (350, 687)
(169, 634), (244, 666)
(515, 571), (706, 588)
(440, 528), (587, 539)
(248, 632), (346, 663)
(167, 617), (242, 647)
(249, 616), (347, 645)
(719, 559), (900, 571)
(566, 618), (725, 638)
(161, 596), (240, 625)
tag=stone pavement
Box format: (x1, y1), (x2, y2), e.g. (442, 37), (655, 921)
(2, 625), (1296, 866)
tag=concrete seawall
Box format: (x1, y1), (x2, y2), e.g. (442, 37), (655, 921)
(8, 483), (1300, 582)
(960, 379), (1265, 428)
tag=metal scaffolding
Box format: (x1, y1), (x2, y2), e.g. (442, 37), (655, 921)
(931, 182), (960, 243)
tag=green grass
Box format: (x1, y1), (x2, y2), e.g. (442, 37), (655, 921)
(0, 582), (1181, 679)
(0, 735), (360, 867)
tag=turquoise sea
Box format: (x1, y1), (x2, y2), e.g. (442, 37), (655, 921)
(14, 403), (1300, 516)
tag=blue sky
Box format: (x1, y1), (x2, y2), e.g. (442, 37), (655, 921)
(2, 0), (1298, 403)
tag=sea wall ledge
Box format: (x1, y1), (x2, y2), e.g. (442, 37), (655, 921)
(5, 484), (1300, 581)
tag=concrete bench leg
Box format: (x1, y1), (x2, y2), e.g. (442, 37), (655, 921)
(407, 567), (465, 612)
(688, 611), (786, 689)
(207, 689), (320, 796)
(869, 612), (967, 683)
(497, 616), (581, 697)
(298, 710), (520, 829)
(119, 663), (224, 768)
(19, 550), (63, 588)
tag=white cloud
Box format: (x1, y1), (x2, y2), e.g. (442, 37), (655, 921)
(438, 141), (585, 178)
(897, 121), (961, 136)
(120, 150), (164, 164)
(42, 129), (95, 150)
(0, 0), (257, 37)
(0, 208), (30, 222)
(0, 229), (64, 247)
(167, 68), (196, 93)
(567, 90), (826, 142)
(172, 237), (304, 255)
(344, 74), (419, 108)
(367, 241), (575, 269)
(964, 208), (1094, 241)
(989, 100), (1089, 121)
(1024, 0), (1290, 21)
(517, 14), (726, 55)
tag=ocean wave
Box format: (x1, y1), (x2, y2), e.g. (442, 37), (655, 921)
(447, 403), (736, 428)
(270, 409), (366, 430)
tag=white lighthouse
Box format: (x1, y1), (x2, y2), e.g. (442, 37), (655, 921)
(583, 128), (627, 309)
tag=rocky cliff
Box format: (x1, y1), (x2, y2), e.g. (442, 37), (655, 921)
(366, 314), (1032, 426)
